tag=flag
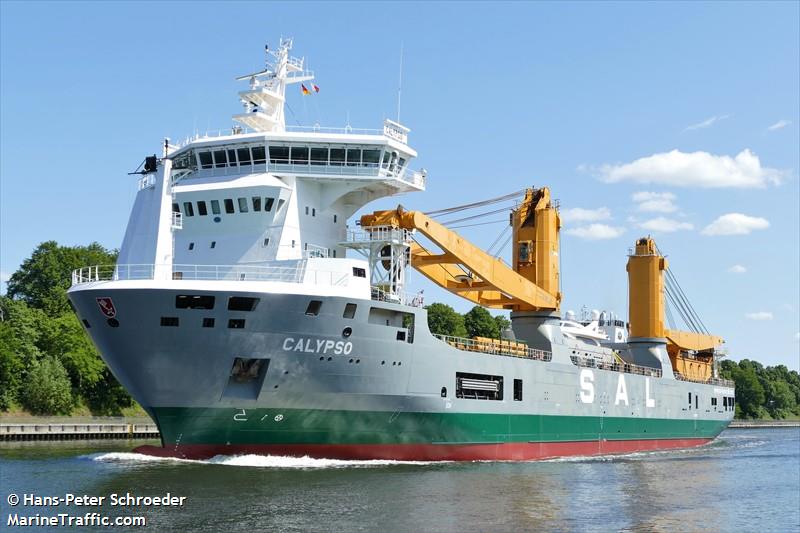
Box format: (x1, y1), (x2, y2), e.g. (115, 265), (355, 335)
(301, 84), (311, 95)
(312, 84), (320, 93)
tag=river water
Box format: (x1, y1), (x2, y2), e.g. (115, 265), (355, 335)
(1, 428), (798, 532)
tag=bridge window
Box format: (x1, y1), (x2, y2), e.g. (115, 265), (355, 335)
(305, 300), (322, 316)
(290, 146), (309, 164)
(269, 146), (289, 164)
(252, 197), (261, 211)
(311, 147), (327, 165)
(264, 198), (275, 211)
(213, 150), (227, 168)
(363, 149), (381, 167)
(237, 147), (251, 165)
(172, 203), (179, 213)
(252, 146), (266, 164)
(227, 149), (237, 165)
(277, 199), (285, 211)
(211, 200), (221, 215)
(353, 267), (366, 278)
(183, 202), (194, 216)
(382, 151), (391, 169)
(330, 148), (345, 166)
(346, 148), (361, 166)
(197, 201), (208, 216)
(237, 198), (248, 213)
(199, 151), (213, 169)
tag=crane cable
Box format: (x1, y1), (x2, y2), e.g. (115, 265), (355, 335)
(425, 189), (525, 217)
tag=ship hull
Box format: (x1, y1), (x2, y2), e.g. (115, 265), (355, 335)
(68, 285), (734, 461)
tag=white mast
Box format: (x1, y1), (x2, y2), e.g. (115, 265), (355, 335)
(232, 38), (314, 133)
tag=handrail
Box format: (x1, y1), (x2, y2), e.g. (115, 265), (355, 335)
(433, 334), (552, 362)
(674, 372), (735, 388)
(71, 263), (350, 287)
(570, 355), (663, 378)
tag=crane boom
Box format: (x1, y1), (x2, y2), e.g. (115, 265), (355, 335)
(360, 187), (561, 311)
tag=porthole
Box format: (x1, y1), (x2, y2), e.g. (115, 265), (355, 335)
(441, 387), (447, 398)
(342, 326), (352, 338)
(107, 318), (120, 328)
(214, 216), (221, 223)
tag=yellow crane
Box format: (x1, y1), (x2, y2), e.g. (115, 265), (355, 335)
(627, 237), (724, 381)
(360, 187), (561, 312)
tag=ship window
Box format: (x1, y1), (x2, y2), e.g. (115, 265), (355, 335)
(224, 199), (234, 214)
(396, 330), (406, 341)
(343, 303), (357, 319)
(382, 151), (391, 168)
(514, 379), (523, 401)
(695, 395), (698, 410)
(228, 319), (246, 329)
(252, 197), (261, 211)
(346, 148), (361, 166)
(398, 157), (407, 169)
(292, 240), (295, 248)
(183, 202), (194, 216)
(199, 151), (213, 169)
(277, 199), (285, 211)
(305, 206), (309, 215)
(210, 241), (216, 249)
(211, 200), (221, 215)
(160, 317), (179, 327)
(330, 148), (345, 166)
(251, 146), (267, 164)
(227, 149), (237, 166)
(334, 214), (338, 223)
(197, 201), (208, 216)
(176, 295), (215, 309)
(291, 146), (309, 164)
(312, 208), (316, 217)
(264, 198), (275, 211)
(456, 372), (503, 401)
(305, 300), (322, 316)
(202, 318), (215, 328)
(353, 267), (366, 278)
(238, 198), (249, 213)
(310, 147), (327, 165)
(228, 297), (260, 312)
(172, 203), (180, 212)
(262, 238), (270, 247)
(237, 147), (252, 165)
(363, 149), (381, 166)
(269, 146), (290, 164)
(188, 242), (194, 250)
(214, 150), (227, 168)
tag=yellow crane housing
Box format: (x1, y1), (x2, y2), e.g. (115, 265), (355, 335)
(627, 237), (724, 381)
(360, 187), (561, 312)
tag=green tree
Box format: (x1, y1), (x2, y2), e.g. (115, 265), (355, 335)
(734, 366), (766, 419)
(84, 369), (133, 415)
(464, 306), (500, 338)
(0, 321), (24, 409)
(766, 381), (797, 419)
(425, 303), (467, 337)
(6, 241), (116, 316)
(38, 312), (106, 394)
(494, 314), (511, 336)
(21, 356), (73, 415)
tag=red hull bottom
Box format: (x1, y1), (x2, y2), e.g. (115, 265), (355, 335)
(134, 438), (713, 461)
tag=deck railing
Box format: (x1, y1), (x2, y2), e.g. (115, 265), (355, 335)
(674, 372), (735, 388)
(433, 334), (552, 362)
(71, 263), (349, 287)
(570, 355), (663, 378)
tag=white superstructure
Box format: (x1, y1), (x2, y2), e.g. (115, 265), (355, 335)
(116, 39), (425, 302)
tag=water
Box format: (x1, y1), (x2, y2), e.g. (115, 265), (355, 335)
(1, 428), (798, 532)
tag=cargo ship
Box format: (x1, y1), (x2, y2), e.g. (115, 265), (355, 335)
(67, 40), (735, 460)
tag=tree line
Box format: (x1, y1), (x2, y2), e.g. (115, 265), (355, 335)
(0, 242), (797, 420)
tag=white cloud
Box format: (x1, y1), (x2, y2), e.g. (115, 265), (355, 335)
(685, 114), (730, 131)
(632, 191), (678, 213)
(565, 224), (625, 240)
(727, 265), (747, 274)
(745, 311), (773, 321)
(560, 207), (611, 223)
(598, 149), (782, 188)
(702, 213), (770, 236)
(767, 119), (791, 132)
(638, 217), (694, 233)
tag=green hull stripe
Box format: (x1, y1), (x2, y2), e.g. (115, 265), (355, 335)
(152, 407), (730, 446)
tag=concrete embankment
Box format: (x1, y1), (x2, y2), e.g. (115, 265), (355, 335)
(0, 417), (159, 441)
(728, 420), (800, 428)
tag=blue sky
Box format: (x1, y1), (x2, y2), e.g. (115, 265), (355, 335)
(1, 1), (798, 370)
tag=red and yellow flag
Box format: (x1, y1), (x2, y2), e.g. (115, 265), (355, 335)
(301, 84), (311, 95)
